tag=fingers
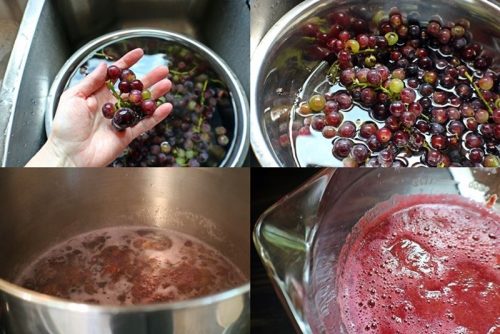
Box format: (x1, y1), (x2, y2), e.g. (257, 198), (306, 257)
(141, 66), (169, 88)
(66, 62), (107, 98)
(127, 103), (173, 140)
(150, 79), (172, 99)
(113, 48), (144, 70)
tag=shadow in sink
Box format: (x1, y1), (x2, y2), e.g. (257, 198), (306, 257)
(1, 0), (249, 166)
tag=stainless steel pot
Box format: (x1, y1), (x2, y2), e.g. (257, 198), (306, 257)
(250, 0), (500, 166)
(46, 29), (249, 167)
(0, 168), (250, 334)
(254, 168), (500, 332)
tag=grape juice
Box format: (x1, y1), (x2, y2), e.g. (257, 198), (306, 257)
(16, 226), (245, 306)
(336, 195), (499, 333)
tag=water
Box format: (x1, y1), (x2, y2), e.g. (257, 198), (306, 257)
(16, 226), (246, 306)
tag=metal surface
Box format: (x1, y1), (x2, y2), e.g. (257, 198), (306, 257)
(250, 0), (500, 167)
(0, 0), (249, 167)
(0, 168), (250, 334)
(45, 29), (249, 167)
(254, 168), (500, 333)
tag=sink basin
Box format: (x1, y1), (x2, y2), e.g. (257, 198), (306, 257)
(0, 0), (249, 166)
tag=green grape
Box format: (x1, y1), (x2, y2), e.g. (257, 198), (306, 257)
(308, 94), (326, 112)
(345, 39), (360, 53)
(389, 78), (405, 94)
(483, 155), (500, 167)
(384, 32), (399, 46)
(365, 55), (377, 67)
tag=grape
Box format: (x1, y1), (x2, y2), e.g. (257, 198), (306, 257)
(102, 102), (116, 119)
(350, 144), (370, 164)
(336, 92), (353, 110)
(324, 100), (340, 114)
(217, 135), (230, 146)
(478, 76), (493, 91)
(112, 108), (138, 131)
(376, 127), (392, 143)
(360, 88), (377, 106)
(322, 126), (337, 138)
(425, 149), (443, 167)
(345, 39), (360, 53)
(384, 32), (399, 46)
(120, 69), (136, 83)
(431, 134), (448, 150)
(493, 109), (500, 124)
(332, 138), (354, 158)
(409, 133), (425, 151)
(464, 133), (483, 149)
(366, 70), (381, 85)
(311, 115), (326, 131)
(447, 120), (465, 136)
(309, 94), (326, 112)
(385, 116), (400, 131)
(468, 148), (484, 163)
(356, 68), (369, 83)
(343, 157), (358, 167)
(107, 65), (121, 81)
(325, 111), (343, 127)
(392, 131), (409, 147)
(338, 121), (356, 138)
(118, 81), (131, 93)
(302, 23), (320, 37)
(389, 101), (405, 117)
(299, 102), (312, 115)
(360, 122), (378, 138)
(160, 142), (172, 154)
(129, 89), (143, 105)
(340, 69), (356, 85)
(419, 83), (434, 97)
(483, 155), (500, 167)
(400, 88), (416, 104)
(141, 90), (152, 100)
(377, 148), (395, 167)
(367, 135), (381, 151)
(408, 102), (423, 116)
(389, 78), (404, 94)
(475, 109), (489, 124)
(130, 80), (144, 91)
(401, 111), (416, 127)
(141, 99), (157, 117)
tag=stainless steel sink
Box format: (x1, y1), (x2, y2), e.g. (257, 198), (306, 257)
(0, 0), (249, 167)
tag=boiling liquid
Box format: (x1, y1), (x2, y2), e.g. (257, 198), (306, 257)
(16, 226), (246, 306)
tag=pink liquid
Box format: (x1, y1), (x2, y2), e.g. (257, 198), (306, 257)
(336, 195), (499, 334)
(16, 226), (246, 305)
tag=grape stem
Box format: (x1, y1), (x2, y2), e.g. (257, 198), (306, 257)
(194, 80), (209, 133)
(170, 66), (198, 77)
(107, 81), (122, 103)
(464, 72), (493, 115)
(95, 51), (114, 60)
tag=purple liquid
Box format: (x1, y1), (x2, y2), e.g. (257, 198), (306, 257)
(16, 226), (245, 306)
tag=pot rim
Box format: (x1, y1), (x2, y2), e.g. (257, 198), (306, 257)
(45, 28), (249, 167)
(250, 0), (329, 167)
(0, 277), (250, 312)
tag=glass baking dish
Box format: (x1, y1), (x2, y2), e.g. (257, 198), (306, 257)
(253, 168), (500, 333)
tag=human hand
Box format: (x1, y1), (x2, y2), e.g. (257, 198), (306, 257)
(26, 48), (172, 167)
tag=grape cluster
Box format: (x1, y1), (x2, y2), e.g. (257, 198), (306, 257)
(292, 7), (499, 167)
(102, 66), (158, 131)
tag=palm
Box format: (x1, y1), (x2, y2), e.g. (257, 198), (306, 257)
(31, 48), (172, 167)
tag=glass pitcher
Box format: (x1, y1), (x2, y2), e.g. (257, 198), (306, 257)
(253, 168), (500, 333)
